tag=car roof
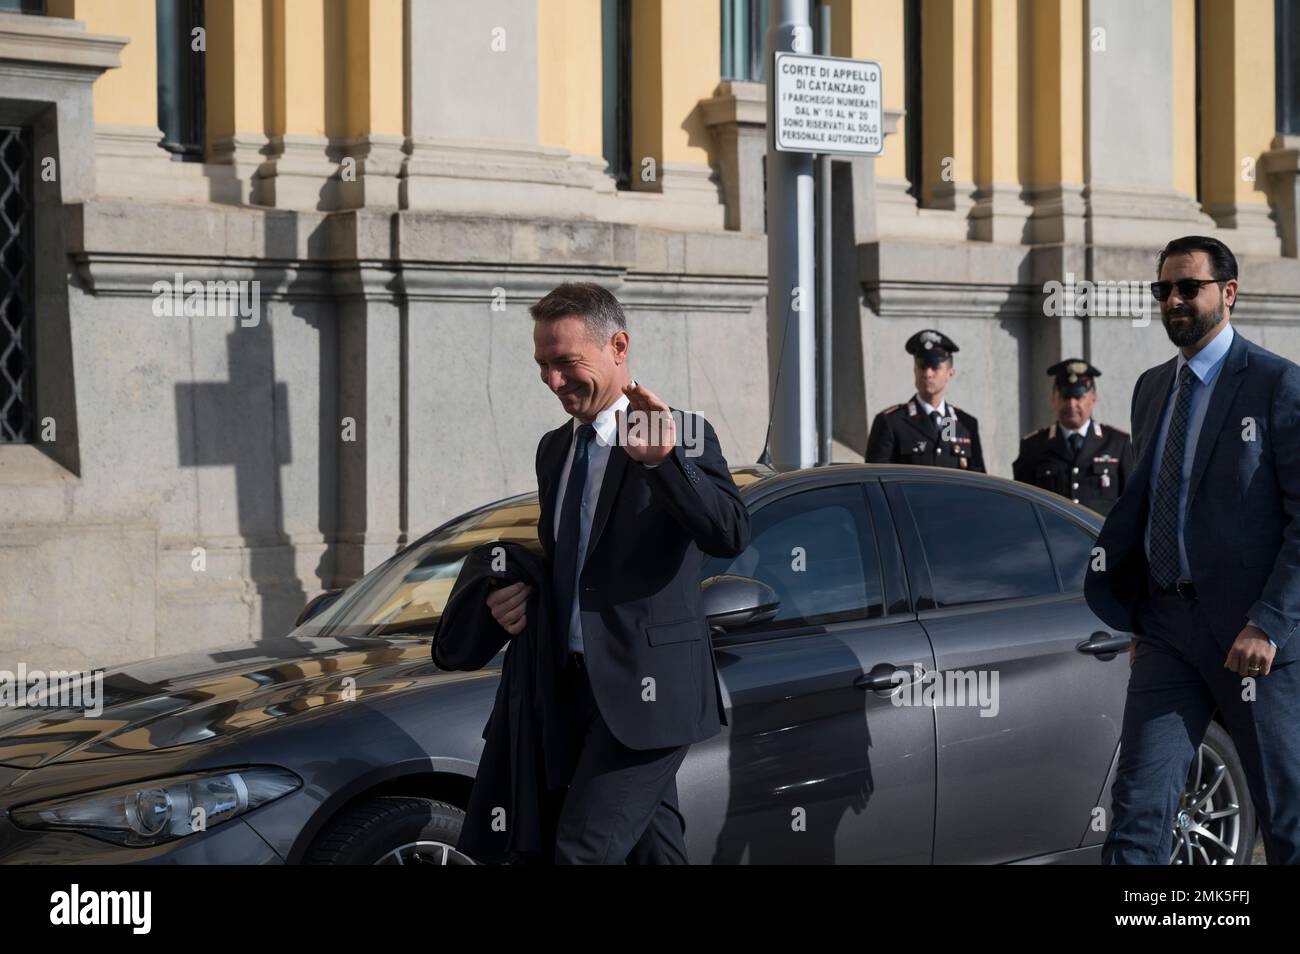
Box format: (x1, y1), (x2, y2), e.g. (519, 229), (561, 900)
(407, 461), (1103, 554)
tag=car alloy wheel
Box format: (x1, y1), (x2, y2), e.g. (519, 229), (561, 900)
(374, 839), (476, 865)
(1169, 738), (1243, 864)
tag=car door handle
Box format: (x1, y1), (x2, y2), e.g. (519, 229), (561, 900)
(855, 663), (921, 691)
(1076, 632), (1132, 655)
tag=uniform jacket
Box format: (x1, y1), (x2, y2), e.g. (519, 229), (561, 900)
(536, 408), (750, 751)
(1012, 420), (1134, 515)
(866, 397), (985, 472)
(1084, 330), (1300, 659)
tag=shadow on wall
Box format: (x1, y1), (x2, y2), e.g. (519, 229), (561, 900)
(173, 211), (340, 640)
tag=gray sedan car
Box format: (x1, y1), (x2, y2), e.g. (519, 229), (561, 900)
(0, 464), (1255, 864)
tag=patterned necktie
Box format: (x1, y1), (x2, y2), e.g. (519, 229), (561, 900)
(1149, 365), (1196, 588)
(1068, 431), (1084, 457)
(553, 424), (596, 640)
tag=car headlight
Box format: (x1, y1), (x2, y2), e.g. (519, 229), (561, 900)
(8, 767), (301, 847)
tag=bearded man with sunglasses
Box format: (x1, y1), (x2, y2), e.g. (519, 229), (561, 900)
(1085, 235), (1300, 864)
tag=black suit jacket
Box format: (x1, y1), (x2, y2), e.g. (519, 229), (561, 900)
(865, 398), (986, 471)
(537, 408), (750, 750)
(432, 541), (573, 864)
(1012, 420), (1134, 515)
(1085, 329), (1300, 660)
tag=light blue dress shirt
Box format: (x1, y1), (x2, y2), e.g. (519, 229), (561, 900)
(1142, 323), (1272, 645)
(1144, 322), (1235, 576)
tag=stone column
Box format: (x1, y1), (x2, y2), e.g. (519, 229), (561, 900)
(1198, 0), (1282, 255)
(1262, 134), (1300, 257)
(1084, 0), (1216, 249)
(205, 0), (271, 205)
(700, 80), (766, 233)
(334, 0), (404, 210)
(970, 0), (1031, 242)
(919, 0), (977, 223)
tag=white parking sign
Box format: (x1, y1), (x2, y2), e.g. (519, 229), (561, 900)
(773, 52), (884, 156)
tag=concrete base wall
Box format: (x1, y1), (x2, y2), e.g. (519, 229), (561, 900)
(4, 194), (1300, 673)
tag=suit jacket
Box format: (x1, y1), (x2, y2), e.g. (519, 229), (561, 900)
(537, 407), (750, 751)
(1012, 420), (1134, 515)
(1084, 329), (1300, 660)
(432, 541), (575, 864)
(865, 398), (986, 472)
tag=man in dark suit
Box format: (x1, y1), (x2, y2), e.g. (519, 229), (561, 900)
(1013, 359), (1134, 515)
(486, 282), (750, 864)
(866, 329), (985, 471)
(1085, 236), (1300, 864)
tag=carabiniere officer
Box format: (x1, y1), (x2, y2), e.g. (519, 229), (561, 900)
(866, 329), (986, 471)
(1012, 358), (1135, 515)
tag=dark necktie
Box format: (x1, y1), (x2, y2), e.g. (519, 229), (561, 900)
(1150, 365), (1196, 588)
(929, 410), (943, 435)
(553, 424), (596, 641)
(1068, 431), (1084, 457)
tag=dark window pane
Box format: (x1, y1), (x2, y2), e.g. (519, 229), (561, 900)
(0, 0), (44, 12)
(721, 0), (769, 82)
(1279, 0), (1300, 135)
(601, 0), (632, 189)
(703, 484), (883, 627)
(904, 0), (922, 199)
(0, 125), (33, 443)
(1039, 507), (1095, 593)
(156, 0), (206, 161)
(903, 483), (1058, 606)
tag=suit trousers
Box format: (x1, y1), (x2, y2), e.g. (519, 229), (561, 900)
(1103, 588), (1300, 864)
(553, 655), (691, 864)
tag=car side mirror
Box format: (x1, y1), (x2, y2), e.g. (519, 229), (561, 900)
(296, 589), (344, 627)
(701, 575), (780, 634)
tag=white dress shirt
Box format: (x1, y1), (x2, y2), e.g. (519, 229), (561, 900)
(915, 395), (948, 421)
(1061, 419), (1092, 446)
(552, 388), (660, 653)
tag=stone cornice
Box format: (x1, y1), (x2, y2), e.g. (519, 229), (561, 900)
(0, 12), (125, 73)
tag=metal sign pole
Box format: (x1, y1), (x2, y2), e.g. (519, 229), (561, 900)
(815, 0), (832, 466)
(765, 0), (817, 472)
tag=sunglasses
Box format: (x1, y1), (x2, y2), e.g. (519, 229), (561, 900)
(1150, 278), (1226, 302)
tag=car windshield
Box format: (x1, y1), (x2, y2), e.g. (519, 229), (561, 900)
(295, 496), (542, 638)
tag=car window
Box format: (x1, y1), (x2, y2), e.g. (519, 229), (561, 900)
(702, 483), (884, 628)
(902, 482), (1058, 607)
(301, 499), (542, 636)
(1038, 507), (1096, 592)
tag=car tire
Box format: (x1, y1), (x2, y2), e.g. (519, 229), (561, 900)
(304, 796), (474, 865)
(1170, 721), (1257, 865)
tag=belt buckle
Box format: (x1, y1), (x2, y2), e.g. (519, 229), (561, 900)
(1175, 579), (1196, 601)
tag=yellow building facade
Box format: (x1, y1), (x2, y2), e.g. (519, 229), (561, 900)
(0, 0), (1298, 664)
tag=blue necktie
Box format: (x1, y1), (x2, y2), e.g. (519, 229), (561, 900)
(1068, 431), (1084, 457)
(1150, 365), (1196, 588)
(553, 424), (596, 643)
